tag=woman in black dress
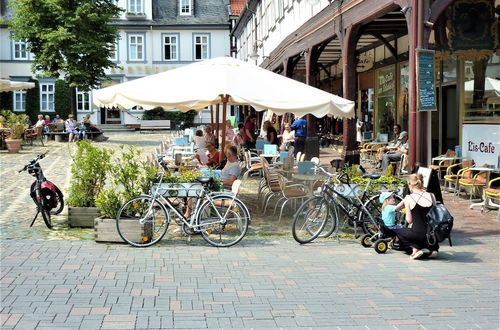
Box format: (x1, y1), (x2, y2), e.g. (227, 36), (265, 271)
(393, 173), (439, 259)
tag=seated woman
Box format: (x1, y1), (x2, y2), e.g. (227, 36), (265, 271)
(192, 129), (206, 151)
(83, 113), (108, 141)
(195, 141), (220, 168)
(65, 114), (79, 142)
(391, 173), (439, 260)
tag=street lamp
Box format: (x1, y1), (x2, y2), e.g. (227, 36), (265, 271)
(249, 50), (259, 62)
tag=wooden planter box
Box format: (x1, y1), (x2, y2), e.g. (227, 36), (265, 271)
(94, 216), (152, 243)
(68, 207), (100, 228)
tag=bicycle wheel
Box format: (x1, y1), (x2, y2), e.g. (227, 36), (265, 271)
(318, 199), (340, 238)
(116, 196), (169, 247)
(196, 195), (250, 247)
(51, 185), (64, 215)
(359, 194), (404, 235)
(292, 197), (329, 244)
(39, 200), (52, 229)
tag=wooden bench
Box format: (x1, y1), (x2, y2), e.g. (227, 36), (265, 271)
(45, 131), (103, 142)
(140, 120), (171, 132)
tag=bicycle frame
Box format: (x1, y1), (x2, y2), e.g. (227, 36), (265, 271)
(146, 172), (242, 232)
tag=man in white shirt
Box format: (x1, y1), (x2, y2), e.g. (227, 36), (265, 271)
(381, 131), (409, 172)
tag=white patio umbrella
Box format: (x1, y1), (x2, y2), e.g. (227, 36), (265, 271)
(93, 56), (355, 156)
(0, 79), (35, 92)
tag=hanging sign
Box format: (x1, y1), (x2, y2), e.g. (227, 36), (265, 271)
(356, 54), (374, 73)
(416, 49), (437, 111)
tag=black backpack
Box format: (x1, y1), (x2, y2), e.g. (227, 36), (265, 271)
(426, 195), (454, 246)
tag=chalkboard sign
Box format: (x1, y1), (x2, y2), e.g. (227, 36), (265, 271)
(416, 49), (437, 111)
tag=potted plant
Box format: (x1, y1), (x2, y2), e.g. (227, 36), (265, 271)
(94, 145), (157, 242)
(1, 110), (29, 153)
(66, 141), (112, 227)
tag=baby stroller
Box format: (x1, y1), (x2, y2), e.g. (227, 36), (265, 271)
(360, 191), (405, 254)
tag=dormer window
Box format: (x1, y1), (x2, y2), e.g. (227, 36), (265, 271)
(128, 0), (143, 14)
(180, 0), (192, 16)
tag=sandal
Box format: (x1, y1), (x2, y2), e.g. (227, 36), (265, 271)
(410, 250), (424, 260)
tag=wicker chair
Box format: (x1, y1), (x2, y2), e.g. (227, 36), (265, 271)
(483, 177), (500, 219)
(458, 165), (489, 201)
(443, 160), (475, 193)
(430, 149), (456, 180)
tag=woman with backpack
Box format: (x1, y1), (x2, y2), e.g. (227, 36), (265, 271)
(392, 173), (439, 260)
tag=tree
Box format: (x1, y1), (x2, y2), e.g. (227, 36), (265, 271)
(9, 0), (122, 92)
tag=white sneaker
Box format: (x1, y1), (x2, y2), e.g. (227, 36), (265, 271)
(429, 251), (439, 258)
(421, 248), (431, 254)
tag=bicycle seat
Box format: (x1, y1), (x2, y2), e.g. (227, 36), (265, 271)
(363, 173), (381, 180)
(195, 177), (213, 184)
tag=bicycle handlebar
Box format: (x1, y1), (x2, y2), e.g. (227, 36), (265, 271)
(313, 163), (350, 184)
(18, 151), (49, 172)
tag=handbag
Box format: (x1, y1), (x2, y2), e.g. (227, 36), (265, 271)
(426, 197), (454, 246)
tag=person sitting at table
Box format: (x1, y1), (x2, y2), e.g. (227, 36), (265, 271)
(221, 145), (241, 189)
(263, 120), (279, 146)
(65, 114), (79, 142)
(381, 131), (409, 173)
(278, 122), (295, 151)
(43, 115), (51, 133)
(195, 141), (220, 168)
(377, 124), (402, 159)
(204, 124), (216, 147)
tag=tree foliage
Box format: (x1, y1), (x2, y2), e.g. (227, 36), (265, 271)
(9, 0), (122, 90)
(25, 78), (39, 122)
(142, 107), (198, 125)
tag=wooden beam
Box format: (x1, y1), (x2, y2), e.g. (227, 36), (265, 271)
(367, 32), (398, 59)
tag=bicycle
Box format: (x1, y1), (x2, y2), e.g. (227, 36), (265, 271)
(18, 152), (64, 229)
(115, 158), (251, 247)
(292, 165), (404, 244)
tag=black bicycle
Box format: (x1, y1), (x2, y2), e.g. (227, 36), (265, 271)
(18, 152), (64, 229)
(292, 165), (404, 244)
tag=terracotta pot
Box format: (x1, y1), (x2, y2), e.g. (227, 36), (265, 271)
(5, 139), (22, 153)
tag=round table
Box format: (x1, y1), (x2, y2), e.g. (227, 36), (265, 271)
(292, 173), (330, 194)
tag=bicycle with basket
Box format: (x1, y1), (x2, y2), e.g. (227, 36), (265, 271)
(115, 157), (251, 247)
(291, 164), (406, 253)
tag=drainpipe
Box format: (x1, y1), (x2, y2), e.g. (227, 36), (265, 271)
(409, 0), (418, 171)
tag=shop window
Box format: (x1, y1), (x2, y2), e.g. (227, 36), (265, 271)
(397, 62), (409, 132)
(375, 65), (396, 138)
(463, 54), (500, 123)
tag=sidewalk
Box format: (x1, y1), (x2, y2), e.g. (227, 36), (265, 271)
(0, 132), (498, 329)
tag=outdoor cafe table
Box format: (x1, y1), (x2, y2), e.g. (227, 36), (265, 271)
(468, 166), (500, 209)
(292, 172), (330, 194)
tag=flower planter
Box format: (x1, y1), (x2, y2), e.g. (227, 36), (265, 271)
(150, 182), (204, 197)
(94, 216), (152, 243)
(5, 139), (22, 153)
(68, 207), (100, 228)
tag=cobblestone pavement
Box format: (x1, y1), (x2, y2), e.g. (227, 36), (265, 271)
(1, 132), (499, 329)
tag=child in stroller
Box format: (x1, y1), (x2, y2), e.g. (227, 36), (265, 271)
(361, 191), (404, 253)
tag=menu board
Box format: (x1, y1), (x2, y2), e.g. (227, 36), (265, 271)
(416, 49), (437, 111)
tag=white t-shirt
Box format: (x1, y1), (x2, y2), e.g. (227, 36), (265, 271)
(221, 161), (240, 182)
(193, 136), (206, 150)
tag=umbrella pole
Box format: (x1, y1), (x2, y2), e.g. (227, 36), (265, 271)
(216, 104), (220, 148)
(220, 95), (229, 163)
(210, 105), (214, 127)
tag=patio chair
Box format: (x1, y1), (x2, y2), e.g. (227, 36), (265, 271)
(429, 149), (456, 180)
(483, 177), (500, 219)
(458, 166), (488, 201)
(25, 126), (45, 147)
(273, 173), (309, 223)
(443, 160), (474, 193)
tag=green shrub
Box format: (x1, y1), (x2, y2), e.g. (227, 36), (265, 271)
(67, 141), (113, 207)
(142, 107), (197, 126)
(95, 145), (157, 218)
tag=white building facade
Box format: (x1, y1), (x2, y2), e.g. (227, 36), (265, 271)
(0, 0), (231, 125)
